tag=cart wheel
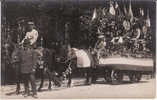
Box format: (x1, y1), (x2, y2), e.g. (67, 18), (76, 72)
(129, 73), (136, 82)
(104, 69), (112, 83)
(135, 73), (142, 82)
(129, 72), (142, 82)
(112, 70), (123, 82)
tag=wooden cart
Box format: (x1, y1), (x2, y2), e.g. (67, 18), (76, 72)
(96, 56), (153, 83)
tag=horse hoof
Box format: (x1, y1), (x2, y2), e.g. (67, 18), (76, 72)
(38, 88), (42, 92)
(16, 91), (20, 95)
(55, 83), (61, 87)
(85, 82), (91, 85)
(67, 84), (71, 87)
(48, 88), (52, 91)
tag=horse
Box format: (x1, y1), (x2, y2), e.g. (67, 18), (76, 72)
(2, 40), (15, 84)
(11, 44), (22, 94)
(59, 47), (95, 87)
(35, 47), (62, 91)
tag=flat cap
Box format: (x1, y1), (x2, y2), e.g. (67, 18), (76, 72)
(28, 21), (34, 25)
(98, 35), (104, 38)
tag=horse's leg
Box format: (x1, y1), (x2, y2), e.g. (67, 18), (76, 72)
(51, 71), (62, 87)
(16, 73), (21, 94)
(38, 69), (44, 91)
(15, 64), (21, 94)
(91, 68), (97, 84)
(46, 68), (52, 90)
(51, 63), (62, 87)
(85, 68), (89, 84)
(85, 68), (92, 85)
(16, 80), (20, 94)
(67, 73), (72, 87)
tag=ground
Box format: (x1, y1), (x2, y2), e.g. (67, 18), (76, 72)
(0, 75), (155, 99)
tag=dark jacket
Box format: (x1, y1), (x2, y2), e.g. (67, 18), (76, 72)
(20, 48), (39, 74)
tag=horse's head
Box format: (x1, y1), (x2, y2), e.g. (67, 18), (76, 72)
(11, 43), (22, 64)
(56, 56), (61, 62)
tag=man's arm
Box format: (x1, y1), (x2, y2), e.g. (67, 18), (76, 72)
(30, 30), (38, 45)
(20, 32), (29, 44)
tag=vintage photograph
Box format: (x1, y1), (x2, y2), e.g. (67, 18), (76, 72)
(1, 0), (156, 99)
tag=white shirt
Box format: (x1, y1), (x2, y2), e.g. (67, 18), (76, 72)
(123, 20), (130, 31)
(21, 29), (38, 45)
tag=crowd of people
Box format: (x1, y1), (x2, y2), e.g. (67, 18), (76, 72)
(80, 0), (152, 59)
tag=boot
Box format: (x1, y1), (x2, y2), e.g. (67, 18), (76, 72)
(32, 94), (38, 98)
(23, 90), (30, 97)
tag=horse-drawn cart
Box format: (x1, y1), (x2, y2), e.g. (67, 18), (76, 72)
(96, 56), (153, 83)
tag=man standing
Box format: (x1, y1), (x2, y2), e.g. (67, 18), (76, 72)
(20, 21), (38, 48)
(20, 42), (38, 98)
(94, 35), (106, 59)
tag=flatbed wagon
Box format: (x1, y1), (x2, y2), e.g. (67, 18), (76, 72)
(96, 56), (153, 83)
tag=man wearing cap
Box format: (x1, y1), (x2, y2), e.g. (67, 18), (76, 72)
(20, 22), (38, 48)
(20, 42), (38, 98)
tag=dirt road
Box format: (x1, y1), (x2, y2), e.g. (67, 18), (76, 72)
(1, 77), (155, 99)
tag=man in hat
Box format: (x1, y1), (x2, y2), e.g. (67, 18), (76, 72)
(94, 34), (106, 59)
(20, 21), (38, 48)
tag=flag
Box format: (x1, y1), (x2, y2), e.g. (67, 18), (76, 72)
(98, 28), (101, 34)
(123, 5), (127, 16)
(109, 0), (115, 15)
(141, 8), (144, 16)
(136, 28), (141, 39)
(102, 7), (107, 16)
(146, 10), (151, 27)
(92, 8), (97, 21)
(115, 2), (119, 9)
(140, 8), (142, 15)
(128, 1), (134, 22)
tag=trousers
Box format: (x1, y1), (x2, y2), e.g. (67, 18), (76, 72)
(13, 63), (21, 90)
(22, 72), (37, 95)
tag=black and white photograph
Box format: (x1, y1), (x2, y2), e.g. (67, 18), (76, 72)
(1, 0), (156, 99)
